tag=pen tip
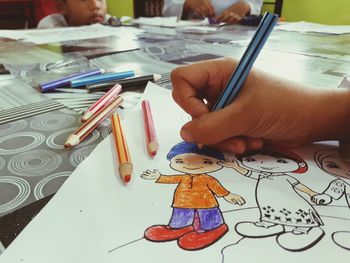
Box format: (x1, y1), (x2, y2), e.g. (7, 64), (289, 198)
(124, 175), (131, 183)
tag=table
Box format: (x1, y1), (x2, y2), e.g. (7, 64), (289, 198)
(0, 22), (349, 254)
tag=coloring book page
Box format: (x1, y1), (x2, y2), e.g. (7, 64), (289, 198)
(0, 83), (349, 263)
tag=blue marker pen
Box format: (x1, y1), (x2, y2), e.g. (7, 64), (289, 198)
(70, 70), (135, 88)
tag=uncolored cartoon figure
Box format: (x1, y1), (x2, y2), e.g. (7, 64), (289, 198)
(222, 147), (327, 252)
(313, 149), (350, 250)
(141, 141), (245, 250)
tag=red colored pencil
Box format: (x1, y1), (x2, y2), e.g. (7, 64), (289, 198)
(81, 84), (122, 122)
(64, 96), (123, 148)
(141, 100), (159, 157)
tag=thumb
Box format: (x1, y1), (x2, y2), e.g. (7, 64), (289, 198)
(180, 104), (248, 144)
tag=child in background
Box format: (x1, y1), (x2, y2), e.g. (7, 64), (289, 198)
(37, 0), (111, 29)
(163, 0), (263, 24)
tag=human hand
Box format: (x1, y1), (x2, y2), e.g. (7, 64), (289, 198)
(171, 58), (350, 153)
(183, 0), (215, 18)
(224, 193), (245, 205)
(219, 159), (240, 169)
(216, 2), (250, 24)
(311, 194), (332, 205)
(141, 169), (161, 180)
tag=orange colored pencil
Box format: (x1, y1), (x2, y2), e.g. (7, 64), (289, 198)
(141, 100), (159, 157)
(64, 96), (123, 148)
(111, 113), (133, 183)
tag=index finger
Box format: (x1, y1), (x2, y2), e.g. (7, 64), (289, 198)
(171, 58), (237, 118)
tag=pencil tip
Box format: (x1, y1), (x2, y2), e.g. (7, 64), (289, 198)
(124, 175), (131, 183)
(64, 143), (71, 149)
(150, 151), (157, 157)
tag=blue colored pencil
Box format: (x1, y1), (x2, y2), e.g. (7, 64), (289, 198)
(39, 68), (104, 92)
(212, 12), (278, 111)
(70, 70), (135, 88)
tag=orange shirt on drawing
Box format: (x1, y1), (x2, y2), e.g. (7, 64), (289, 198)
(156, 174), (230, 209)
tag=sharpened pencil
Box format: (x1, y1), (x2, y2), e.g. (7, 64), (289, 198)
(64, 96), (123, 148)
(141, 100), (159, 157)
(111, 113), (133, 183)
(81, 84), (122, 122)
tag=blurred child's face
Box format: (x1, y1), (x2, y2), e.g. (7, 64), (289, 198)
(170, 153), (222, 174)
(59, 0), (107, 26)
(241, 153), (299, 173)
(321, 156), (350, 180)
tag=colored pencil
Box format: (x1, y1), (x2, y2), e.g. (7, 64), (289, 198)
(81, 84), (122, 122)
(212, 12), (278, 111)
(141, 100), (159, 157)
(39, 68), (104, 92)
(70, 70), (135, 88)
(111, 113), (133, 183)
(64, 96), (123, 148)
(86, 74), (162, 93)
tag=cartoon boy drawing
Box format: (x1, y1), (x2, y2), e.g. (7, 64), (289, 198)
(312, 148), (350, 250)
(141, 141), (245, 251)
(222, 147), (326, 252)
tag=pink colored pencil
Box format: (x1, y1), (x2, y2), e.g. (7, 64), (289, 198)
(141, 100), (159, 157)
(81, 84), (122, 122)
(64, 96), (123, 148)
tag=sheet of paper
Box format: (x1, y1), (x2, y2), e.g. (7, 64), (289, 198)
(132, 16), (209, 28)
(1, 83), (349, 263)
(338, 75), (350, 89)
(0, 24), (144, 44)
(276, 21), (350, 35)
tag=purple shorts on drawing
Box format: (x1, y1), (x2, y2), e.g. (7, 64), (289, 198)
(169, 207), (224, 231)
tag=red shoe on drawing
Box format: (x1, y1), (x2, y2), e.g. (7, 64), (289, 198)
(178, 223), (228, 250)
(144, 225), (194, 242)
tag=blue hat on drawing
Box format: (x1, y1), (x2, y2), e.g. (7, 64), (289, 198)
(166, 141), (225, 161)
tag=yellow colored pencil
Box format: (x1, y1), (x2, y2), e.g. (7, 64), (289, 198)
(111, 113), (133, 183)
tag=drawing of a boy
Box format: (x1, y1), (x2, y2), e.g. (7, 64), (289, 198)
(141, 141), (245, 251)
(313, 148), (350, 250)
(222, 147), (326, 251)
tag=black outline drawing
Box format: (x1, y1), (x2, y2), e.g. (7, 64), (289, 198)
(222, 147), (327, 252)
(313, 148), (350, 250)
(140, 141), (245, 251)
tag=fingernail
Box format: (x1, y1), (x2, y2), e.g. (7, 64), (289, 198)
(180, 128), (194, 142)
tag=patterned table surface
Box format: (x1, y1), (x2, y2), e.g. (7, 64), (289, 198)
(0, 23), (349, 252)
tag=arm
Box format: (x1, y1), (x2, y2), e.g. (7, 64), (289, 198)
(216, 0), (263, 24)
(171, 58), (350, 154)
(295, 183), (318, 198)
(220, 160), (248, 175)
(162, 0), (185, 19)
(245, 0), (263, 15)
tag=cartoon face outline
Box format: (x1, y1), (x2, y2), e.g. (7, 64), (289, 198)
(169, 153), (223, 174)
(241, 153), (300, 173)
(319, 156), (350, 180)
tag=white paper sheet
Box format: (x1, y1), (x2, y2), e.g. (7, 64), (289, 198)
(0, 24), (144, 44)
(276, 21), (350, 35)
(132, 16), (209, 28)
(1, 83), (349, 263)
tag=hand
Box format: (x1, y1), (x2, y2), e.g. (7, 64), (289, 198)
(141, 169), (161, 180)
(216, 2), (250, 24)
(219, 159), (241, 169)
(312, 194), (332, 205)
(183, 0), (215, 18)
(224, 193), (245, 205)
(171, 58), (350, 153)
